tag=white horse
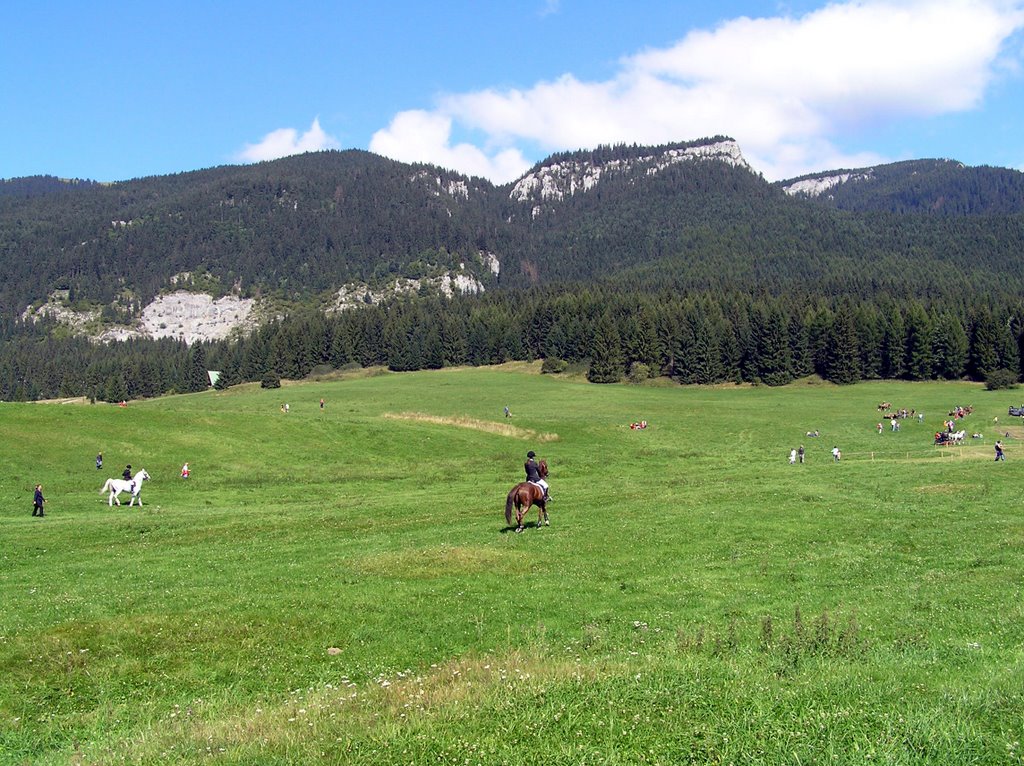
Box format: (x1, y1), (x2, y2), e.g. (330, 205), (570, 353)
(100, 469), (150, 506)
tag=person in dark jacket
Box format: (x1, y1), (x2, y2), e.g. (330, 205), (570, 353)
(32, 484), (46, 517)
(524, 450), (550, 501)
(123, 464), (136, 494)
(96, 452), (103, 470)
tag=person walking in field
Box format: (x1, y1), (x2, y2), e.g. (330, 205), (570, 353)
(831, 446), (841, 462)
(96, 452), (103, 470)
(789, 448), (797, 464)
(798, 445), (805, 464)
(995, 441), (1005, 461)
(32, 484), (46, 517)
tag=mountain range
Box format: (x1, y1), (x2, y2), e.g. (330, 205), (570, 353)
(2, 136), (1024, 341)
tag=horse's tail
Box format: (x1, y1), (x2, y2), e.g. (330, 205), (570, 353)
(505, 487), (517, 526)
(100, 479), (111, 494)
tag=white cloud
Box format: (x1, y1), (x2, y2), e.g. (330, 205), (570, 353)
(237, 117), (340, 163)
(369, 0), (1024, 181)
(539, 0), (560, 17)
(369, 110), (532, 182)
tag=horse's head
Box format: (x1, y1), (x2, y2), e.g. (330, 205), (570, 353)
(539, 459), (548, 478)
(138, 470), (150, 482)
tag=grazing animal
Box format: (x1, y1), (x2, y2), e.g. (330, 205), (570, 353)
(505, 459), (548, 533)
(100, 469), (150, 506)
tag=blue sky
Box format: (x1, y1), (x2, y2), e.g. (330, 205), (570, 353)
(2, 0), (1023, 184)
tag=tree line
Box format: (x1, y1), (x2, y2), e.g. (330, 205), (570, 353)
(3, 287), (1023, 402)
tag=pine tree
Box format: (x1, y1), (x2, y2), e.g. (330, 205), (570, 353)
(931, 311), (968, 380)
(751, 302), (793, 386)
(968, 308), (1002, 380)
(687, 313), (722, 384)
(587, 312), (623, 383)
(855, 305), (883, 380)
(185, 344), (210, 392)
(824, 304), (861, 384)
(881, 307), (907, 379)
(903, 302), (933, 380)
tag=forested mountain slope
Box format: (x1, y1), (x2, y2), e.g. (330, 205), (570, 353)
(0, 151), (497, 315)
(2, 137), (1024, 325)
(6, 138), (1024, 399)
(779, 159), (1024, 215)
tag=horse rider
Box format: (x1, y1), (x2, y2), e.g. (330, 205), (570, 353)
(524, 450), (550, 502)
(123, 464), (135, 494)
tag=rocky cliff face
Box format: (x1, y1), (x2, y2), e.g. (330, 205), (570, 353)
(781, 171), (873, 198)
(509, 139), (750, 216)
(25, 292), (258, 344)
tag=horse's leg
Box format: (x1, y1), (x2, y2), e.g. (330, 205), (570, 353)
(516, 501), (526, 533)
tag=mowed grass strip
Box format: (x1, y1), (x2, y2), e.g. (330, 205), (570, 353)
(383, 411), (559, 442)
(1, 369), (1023, 764)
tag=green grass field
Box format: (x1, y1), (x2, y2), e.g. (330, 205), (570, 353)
(2, 365), (1023, 764)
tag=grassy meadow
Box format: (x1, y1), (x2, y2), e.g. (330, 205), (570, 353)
(2, 365), (1023, 764)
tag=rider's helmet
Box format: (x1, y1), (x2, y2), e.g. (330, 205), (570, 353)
(527, 451), (536, 458)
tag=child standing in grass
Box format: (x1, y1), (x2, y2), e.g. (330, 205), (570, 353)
(32, 484), (45, 517)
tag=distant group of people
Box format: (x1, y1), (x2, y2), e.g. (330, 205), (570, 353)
(786, 444), (841, 463)
(34, 453), (193, 517)
(281, 397), (329, 413)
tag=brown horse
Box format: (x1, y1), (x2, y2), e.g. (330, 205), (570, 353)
(505, 459), (548, 532)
